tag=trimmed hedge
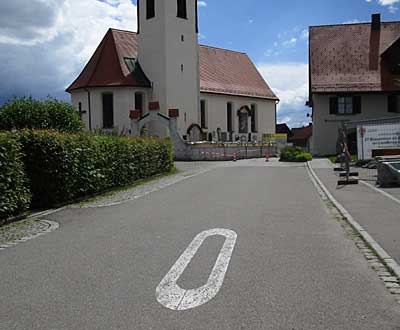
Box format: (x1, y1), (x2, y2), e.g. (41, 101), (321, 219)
(20, 131), (174, 208)
(0, 133), (30, 219)
(280, 146), (312, 163)
(0, 97), (83, 132)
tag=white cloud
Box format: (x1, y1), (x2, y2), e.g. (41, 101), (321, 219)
(342, 19), (361, 24)
(378, 0), (399, 5)
(264, 27), (308, 59)
(368, 0), (399, 13)
(300, 29), (309, 40)
(257, 62), (310, 127)
(0, 0), (137, 103)
(282, 37), (297, 48)
(197, 1), (207, 7)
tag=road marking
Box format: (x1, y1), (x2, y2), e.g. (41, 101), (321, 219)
(360, 180), (400, 207)
(156, 228), (237, 311)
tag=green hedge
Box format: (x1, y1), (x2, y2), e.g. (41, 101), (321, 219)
(0, 97), (83, 132)
(20, 131), (174, 208)
(0, 133), (30, 219)
(280, 146), (312, 163)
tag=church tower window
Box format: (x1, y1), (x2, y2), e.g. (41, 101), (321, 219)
(177, 0), (187, 19)
(146, 0), (155, 19)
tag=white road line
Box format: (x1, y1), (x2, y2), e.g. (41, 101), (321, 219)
(360, 180), (400, 207)
(156, 228), (237, 311)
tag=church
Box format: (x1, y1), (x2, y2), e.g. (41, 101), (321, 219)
(67, 0), (278, 142)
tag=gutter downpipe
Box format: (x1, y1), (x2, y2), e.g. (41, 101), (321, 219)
(275, 99), (280, 131)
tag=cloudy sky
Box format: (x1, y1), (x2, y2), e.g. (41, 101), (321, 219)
(0, 0), (399, 127)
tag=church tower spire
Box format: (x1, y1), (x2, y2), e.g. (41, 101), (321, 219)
(137, 0), (200, 137)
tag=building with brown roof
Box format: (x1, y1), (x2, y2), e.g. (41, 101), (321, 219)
(67, 0), (278, 142)
(289, 124), (313, 152)
(308, 14), (400, 155)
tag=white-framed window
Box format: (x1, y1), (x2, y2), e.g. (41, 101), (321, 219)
(338, 96), (353, 114)
(330, 96), (361, 115)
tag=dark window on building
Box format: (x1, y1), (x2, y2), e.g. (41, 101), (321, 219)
(251, 104), (257, 133)
(329, 96), (361, 115)
(195, 0), (198, 33)
(200, 100), (207, 128)
(388, 94), (400, 113)
(146, 0), (155, 19)
(177, 0), (187, 19)
(227, 102), (233, 132)
(135, 92), (144, 113)
(102, 93), (114, 129)
(78, 102), (86, 119)
(239, 109), (248, 134)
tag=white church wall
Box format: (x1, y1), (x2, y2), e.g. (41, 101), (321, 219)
(199, 92), (276, 140)
(71, 90), (90, 129)
(71, 87), (150, 133)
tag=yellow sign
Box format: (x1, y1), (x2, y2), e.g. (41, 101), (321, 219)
(264, 134), (287, 142)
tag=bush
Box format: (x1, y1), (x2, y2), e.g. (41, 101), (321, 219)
(0, 97), (83, 132)
(20, 130), (173, 208)
(0, 133), (30, 219)
(280, 146), (312, 162)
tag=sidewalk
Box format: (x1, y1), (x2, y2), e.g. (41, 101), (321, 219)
(310, 159), (400, 265)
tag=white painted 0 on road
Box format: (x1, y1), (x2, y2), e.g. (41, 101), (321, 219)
(156, 228), (237, 311)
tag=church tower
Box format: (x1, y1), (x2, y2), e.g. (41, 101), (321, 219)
(137, 0), (200, 137)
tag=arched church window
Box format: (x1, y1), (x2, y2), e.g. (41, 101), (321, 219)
(200, 99), (207, 129)
(146, 0), (155, 19)
(251, 104), (258, 133)
(227, 102), (233, 132)
(177, 0), (187, 19)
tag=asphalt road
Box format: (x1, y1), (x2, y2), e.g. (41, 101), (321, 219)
(1, 162), (400, 330)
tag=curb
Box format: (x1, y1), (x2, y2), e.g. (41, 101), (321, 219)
(0, 220), (59, 251)
(306, 162), (400, 280)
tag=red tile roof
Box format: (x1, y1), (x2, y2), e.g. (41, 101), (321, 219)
(67, 29), (150, 92)
(199, 45), (277, 99)
(67, 29), (278, 100)
(309, 21), (400, 93)
(290, 124), (313, 141)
